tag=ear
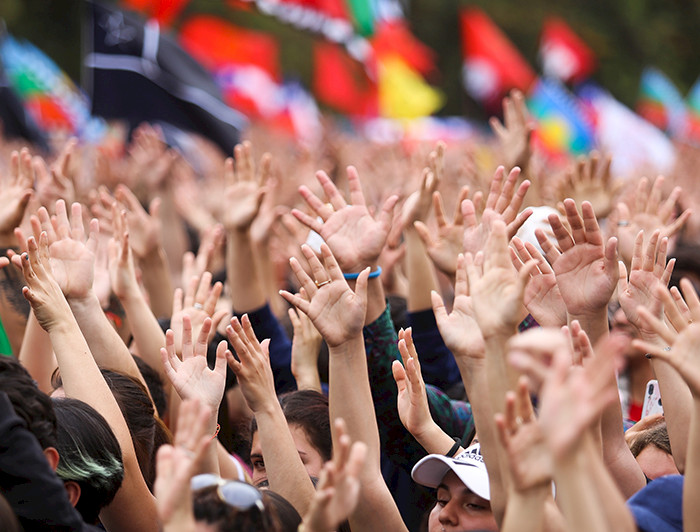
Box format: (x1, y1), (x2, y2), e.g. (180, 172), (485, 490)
(43, 446), (60, 471)
(63, 480), (81, 507)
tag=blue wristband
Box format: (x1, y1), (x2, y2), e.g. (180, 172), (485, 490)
(343, 266), (382, 280)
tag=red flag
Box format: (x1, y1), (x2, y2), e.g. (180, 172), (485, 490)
(313, 42), (377, 116)
(371, 21), (436, 76)
(180, 16), (280, 80)
(459, 8), (536, 107)
(539, 17), (596, 84)
(122, 0), (190, 26)
(179, 17), (282, 118)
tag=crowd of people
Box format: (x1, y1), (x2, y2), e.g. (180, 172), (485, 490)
(1, 89), (700, 532)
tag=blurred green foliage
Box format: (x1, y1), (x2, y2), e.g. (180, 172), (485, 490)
(1, 0), (698, 119)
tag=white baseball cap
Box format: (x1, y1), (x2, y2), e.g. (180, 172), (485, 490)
(411, 443), (490, 501)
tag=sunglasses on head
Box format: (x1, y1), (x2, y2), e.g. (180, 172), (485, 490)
(191, 474), (265, 512)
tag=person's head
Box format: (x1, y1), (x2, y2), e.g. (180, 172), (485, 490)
(0, 356), (57, 452)
(52, 397), (125, 524)
(627, 418), (679, 479)
(53, 367), (169, 490)
(412, 443), (498, 532)
(192, 475), (299, 532)
(250, 390), (330, 488)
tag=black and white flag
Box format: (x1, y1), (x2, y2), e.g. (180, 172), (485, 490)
(83, 1), (245, 154)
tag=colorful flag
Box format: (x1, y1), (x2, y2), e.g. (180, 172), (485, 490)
(637, 67), (688, 136)
(527, 78), (595, 157)
(371, 20), (436, 76)
(313, 42), (378, 116)
(0, 34), (104, 141)
(459, 8), (536, 108)
(179, 16), (283, 118)
(687, 76), (700, 142)
(579, 83), (675, 176)
(378, 56), (443, 119)
(84, 2), (245, 154)
(0, 53), (49, 150)
(539, 17), (596, 84)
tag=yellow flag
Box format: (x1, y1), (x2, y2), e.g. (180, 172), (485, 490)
(378, 55), (444, 119)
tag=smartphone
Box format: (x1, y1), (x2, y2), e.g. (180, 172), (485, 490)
(641, 379), (663, 418)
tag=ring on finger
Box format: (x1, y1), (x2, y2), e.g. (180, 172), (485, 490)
(193, 302), (204, 310)
(315, 279), (331, 288)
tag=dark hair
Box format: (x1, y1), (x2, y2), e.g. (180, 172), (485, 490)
(0, 493), (21, 532)
(262, 490), (302, 532)
(52, 398), (124, 524)
(133, 356), (167, 419)
(251, 390), (331, 462)
(194, 485), (289, 532)
(628, 420), (673, 457)
(0, 356), (56, 449)
(52, 367), (172, 491)
(100, 369), (166, 491)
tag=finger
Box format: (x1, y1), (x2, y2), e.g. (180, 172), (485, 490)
(413, 221), (434, 248)
(316, 171), (347, 211)
(646, 176), (664, 213)
(535, 228), (561, 263)
(581, 201), (603, 246)
(506, 208), (533, 239)
(658, 186), (682, 222)
(656, 237), (670, 281)
(378, 195), (400, 238)
(194, 272), (213, 306)
(642, 230), (660, 272)
(203, 282), (223, 316)
(298, 186), (334, 222)
(461, 198), (478, 229)
(291, 208), (324, 234)
(634, 178), (649, 214)
(432, 191), (448, 228)
(183, 275), (199, 309)
(320, 243), (344, 281)
(502, 180), (530, 224)
(346, 166), (367, 206)
(630, 231), (644, 272)
(301, 244), (330, 286)
(494, 167), (520, 214)
(664, 208), (692, 238)
(637, 305), (675, 345)
(279, 289), (311, 316)
(485, 166), (505, 211)
(680, 277), (700, 320)
(548, 211), (574, 252)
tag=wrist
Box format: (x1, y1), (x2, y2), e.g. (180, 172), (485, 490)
(138, 246), (167, 267)
(66, 290), (98, 308)
(327, 334), (364, 353)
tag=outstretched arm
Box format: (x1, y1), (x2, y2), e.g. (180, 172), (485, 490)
(225, 314), (316, 517)
(13, 234), (158, 532)
(281, 244), (407, 532)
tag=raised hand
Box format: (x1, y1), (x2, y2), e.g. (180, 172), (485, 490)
(292, 166), (398, 273)
(113, 184), (163, 259)
(431, 253), (485, 357)
(554, 152), (621, 220)
(617, 230), (674, 338)
(302, 419), (367, 532)
(510, 236), (566, 327)
(170, 272), (227, 354)
(0, 149), (33, 238)
(489, 89), (533, 172)
(465, 220), (536, 338)
(181, 224), (224, 288)
(633, 278), (700, 396)
(34, 139), (77, 209)
(462, 166), (532, 258)
(506, 327), (570, 396)
(495, 378), (552, 492)
(537, 343), (617, 460)
(36, 200), (99, 300)
(280, 244), (369, 348)
(392, 328), (435, 440)
(11, 232), (72, 332)
(537, 199), (617, 319)
(127, 123), (177, 192)
(225, 314), (276, 413)
(222, 141), (271, 231)
(609, 175), (691, 268)
(162, 316), (227, 410)
(155, 398), (212, 528)
(107, 206), (139, 300)
(413, 186), (470, 276)
(289, 304), (323, 392)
